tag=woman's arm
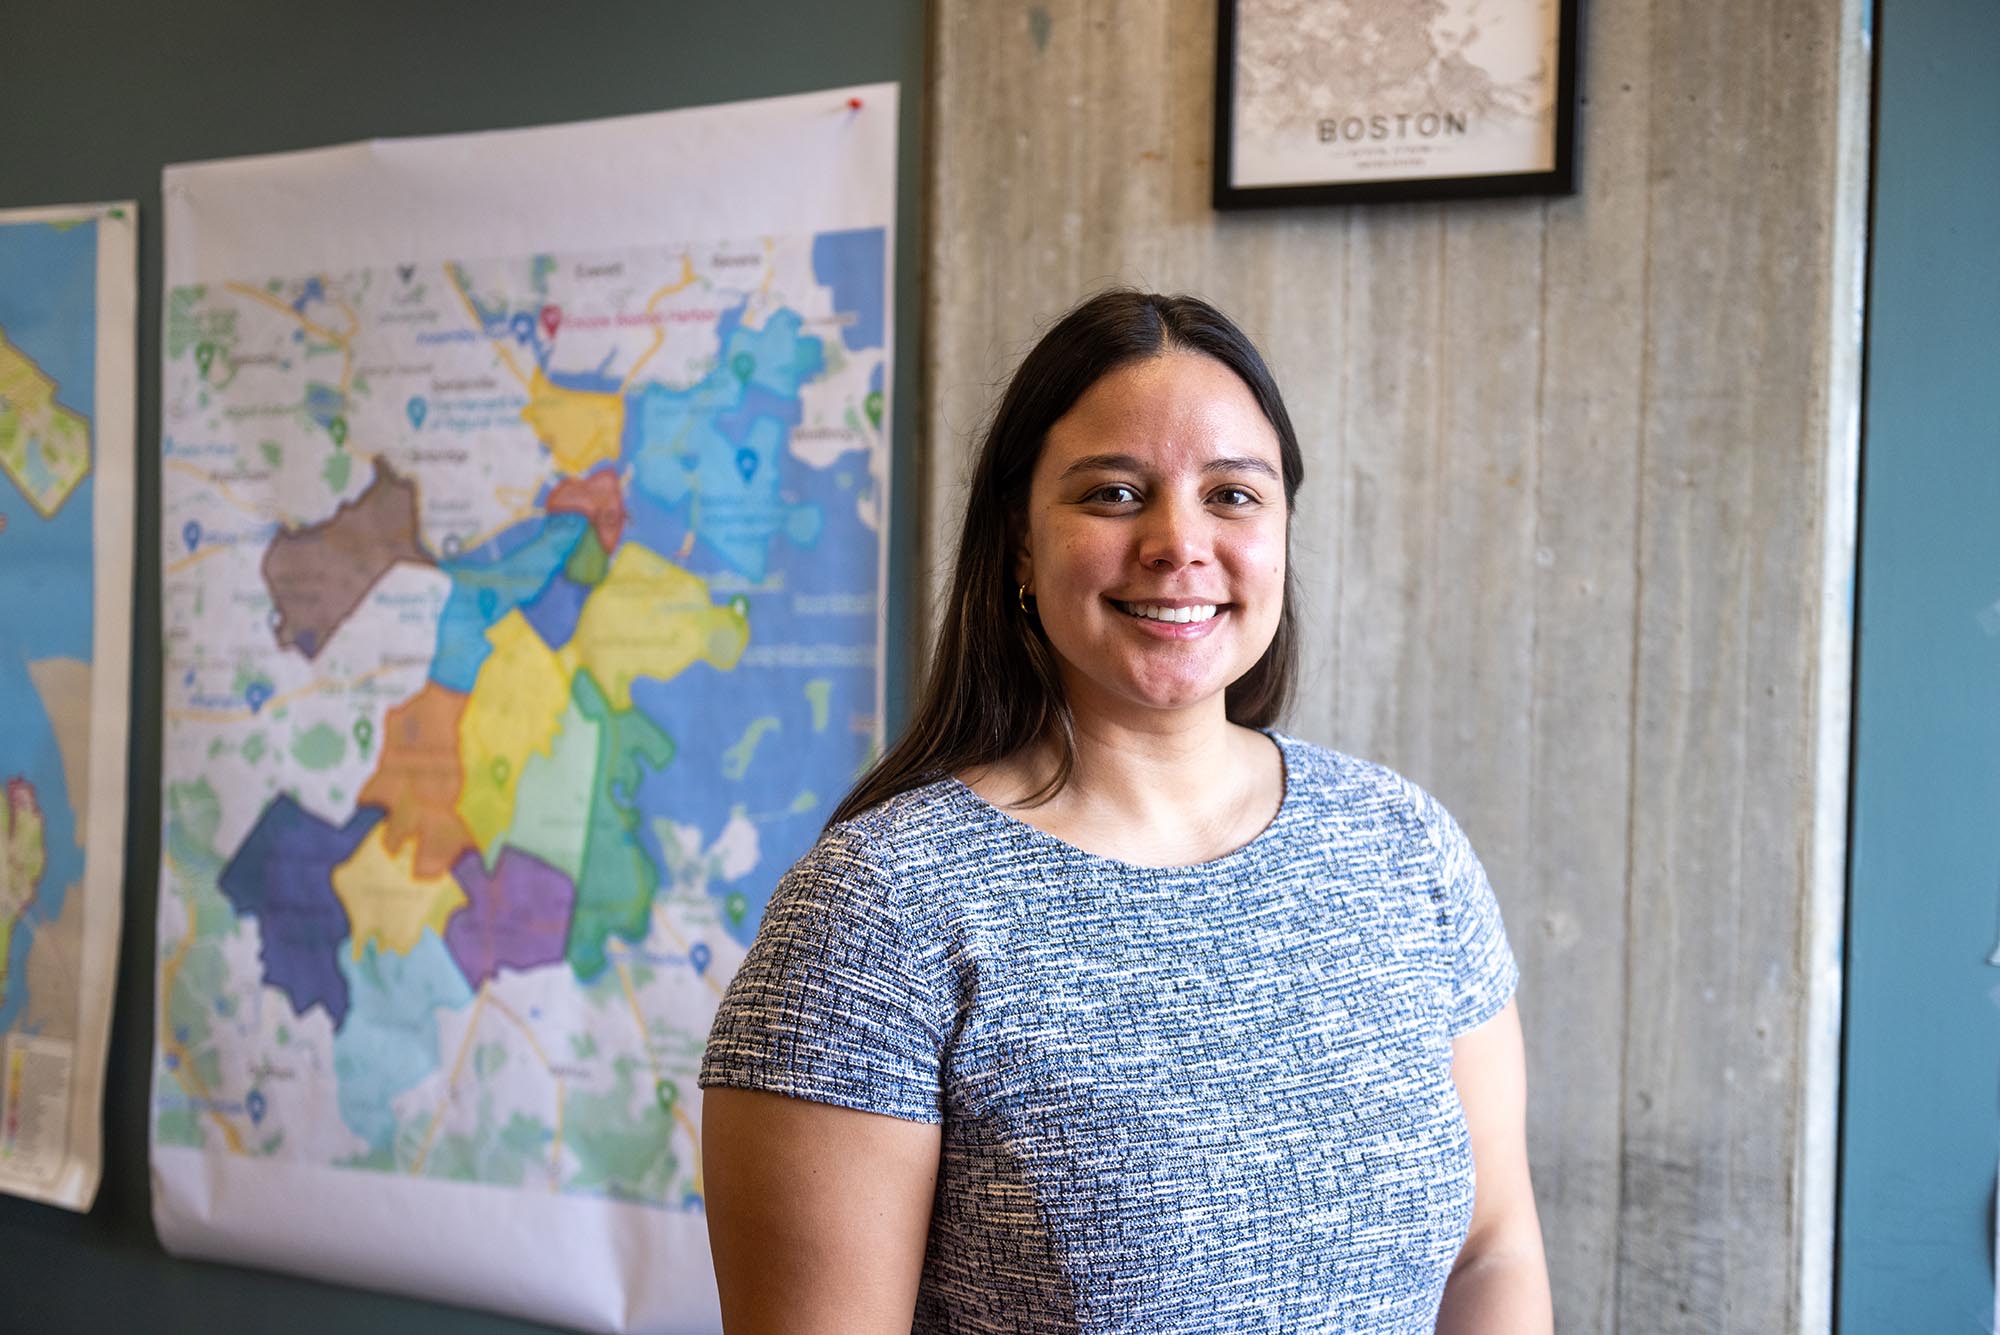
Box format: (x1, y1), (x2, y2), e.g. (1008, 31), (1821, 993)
(703, 1087), (941, 1334)
(1435, 1000), (1553, 1335)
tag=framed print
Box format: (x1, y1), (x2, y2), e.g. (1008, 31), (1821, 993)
(1214, 0), (1581, 209)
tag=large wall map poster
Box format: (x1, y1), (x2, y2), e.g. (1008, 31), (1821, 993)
(0, 202), (137, 1212)
(151, 87), (895, 1332)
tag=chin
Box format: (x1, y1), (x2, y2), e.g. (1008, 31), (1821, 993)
(1116, 675), (1235, 715)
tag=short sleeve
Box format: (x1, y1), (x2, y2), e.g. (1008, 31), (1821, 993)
(699, 822), (947, 1123)
(1411, 788), (1520, 1036)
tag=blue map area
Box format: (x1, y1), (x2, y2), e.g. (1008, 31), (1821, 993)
(303, 382), (346, 433)
(431, 514), (589, 690)
(624, 305), (828, 582)
(520, 572), (591, 650)
(333, 931), (474, 1153)
(0, 218), (98, 1037)
(619, 296), (881, 945)
(810, 229), (887, 352)
(547, 364), (622, 395)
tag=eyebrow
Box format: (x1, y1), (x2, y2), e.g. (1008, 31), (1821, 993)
(1056, 453), (1281, 481)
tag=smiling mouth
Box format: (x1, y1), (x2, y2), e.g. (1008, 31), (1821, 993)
(1113, 600), (1223, 624)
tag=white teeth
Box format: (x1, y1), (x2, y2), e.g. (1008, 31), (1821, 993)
(1119, 602), (1218, 624)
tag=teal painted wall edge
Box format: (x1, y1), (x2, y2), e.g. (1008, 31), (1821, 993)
(1839, 0), (2000, 1329)
(0, 3), (925, 1330)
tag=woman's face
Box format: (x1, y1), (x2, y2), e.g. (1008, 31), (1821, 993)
(1016, 350), (1288, 729)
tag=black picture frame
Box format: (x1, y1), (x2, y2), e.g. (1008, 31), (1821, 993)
(1213, 0), (1582, 210)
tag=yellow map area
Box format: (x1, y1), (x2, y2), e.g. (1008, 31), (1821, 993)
(0, 782), (49, 1004)
(0, 328), (91, 518)
(329, 825), (468, 958)
(520, 371), (623, 476)
(458, 611), (571, 854)
(557, 544), (750, 711)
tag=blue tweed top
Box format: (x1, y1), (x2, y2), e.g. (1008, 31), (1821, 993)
(700, 732), (1518, 1332)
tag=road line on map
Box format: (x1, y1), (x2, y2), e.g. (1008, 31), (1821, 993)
(162, 458), (305, 526)
(222, 280), (354, 346)
(446, 257), (536, 387)
(484, 994), (567, 1188)
(623, 924), (709, 1193)
(163, 544), (227, 577)
(648, 905), (726, 1001)
(611, 947), (705, 1185)
(612, 951), (662, 1082)
(157, 853), (248, 1155)
(616, 253), (699, 394)
(165, 661), (411, 726)
(409, 984), (491, 1175)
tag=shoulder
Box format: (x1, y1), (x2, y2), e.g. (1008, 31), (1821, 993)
(776, 776), (996, 916)
(736, 780), (977, 1011)
(818, 775), (982, 874)
(1267, 732), (1469, 862)
(1269, 731), (1428, 822)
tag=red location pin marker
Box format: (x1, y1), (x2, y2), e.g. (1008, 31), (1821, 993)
(539, 304), (563, 339)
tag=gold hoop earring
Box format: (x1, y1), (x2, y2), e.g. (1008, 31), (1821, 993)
(1017, 584), (1033, 615)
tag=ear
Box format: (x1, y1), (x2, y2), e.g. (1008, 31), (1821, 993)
(1012, 525), (1033, 591)
(1005, 502), (1035, 590)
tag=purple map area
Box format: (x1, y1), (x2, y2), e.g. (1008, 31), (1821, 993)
(520, 574), (590, 650)
(217, 796), (380, 1029)
(444, 846), (578, 988)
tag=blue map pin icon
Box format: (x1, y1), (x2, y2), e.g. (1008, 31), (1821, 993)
(183, 520), (202, 552)
(690, 942), (712, 976)
(735, 448), (759, 484)
(406, 396), (428, 429)
(247, 1090), (267, 1125)
(510, 311), (535, 344)
(245, 681), (272, 713)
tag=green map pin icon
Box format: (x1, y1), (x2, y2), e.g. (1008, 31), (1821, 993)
(724, 891), (748, 928)
(329, 416), (348, 446)
(353, 718), (373, 755)
(655, 1078), (678, 1111)
(730, 351), (754, 382)
(490, 756), (510, 787)
(864, 391), (883, 431)
(196, 342), (217, 378)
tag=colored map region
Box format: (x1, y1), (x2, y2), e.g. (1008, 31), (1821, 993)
(156, 227), (887, 1213)
(0, 782), (48, 998)
(263, 458), (434, 660)
(0, 330), (91, 519)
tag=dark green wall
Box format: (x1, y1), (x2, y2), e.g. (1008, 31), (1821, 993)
(0, 3), (924, 1329)
(1839, 0), (2000, 1329)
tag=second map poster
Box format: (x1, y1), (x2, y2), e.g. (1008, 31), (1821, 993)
(152, 87), (895, 1332)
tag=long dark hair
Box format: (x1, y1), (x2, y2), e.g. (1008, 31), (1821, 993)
(831, 290), (1305, 824)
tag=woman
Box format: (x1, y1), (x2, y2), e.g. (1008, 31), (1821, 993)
(699, 291), (1551, 1333)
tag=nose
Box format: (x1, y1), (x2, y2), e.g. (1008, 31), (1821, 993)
(1136, 496), (1209, 571)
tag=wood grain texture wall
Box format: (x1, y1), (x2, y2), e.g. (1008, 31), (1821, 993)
(920, 2), (1866, 1331)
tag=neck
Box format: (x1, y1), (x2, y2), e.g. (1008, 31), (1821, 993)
(972, 692), (1281, 867)
(1058, 705), (1241, 814)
